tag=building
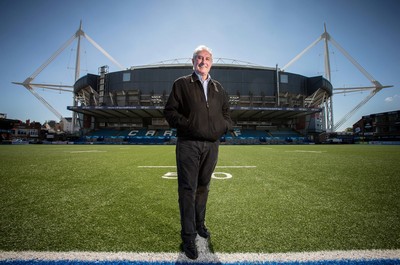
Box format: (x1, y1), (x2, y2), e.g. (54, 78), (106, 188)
(68, 61), (332, 144)
(0, 116), (21, 143)
(353, 110), (400, 143)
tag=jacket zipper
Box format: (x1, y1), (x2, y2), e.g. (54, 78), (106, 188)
(207, 85), (211, 138)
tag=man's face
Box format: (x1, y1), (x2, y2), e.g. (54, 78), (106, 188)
(192, 50), (213, 78)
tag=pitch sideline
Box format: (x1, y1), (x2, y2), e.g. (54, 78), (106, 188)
(1, 237), (399, 264)
(138, 166), (257, 168)
(1, 250), (399, 264)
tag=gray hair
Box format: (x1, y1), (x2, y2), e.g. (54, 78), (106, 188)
(192, 45), (213, 60)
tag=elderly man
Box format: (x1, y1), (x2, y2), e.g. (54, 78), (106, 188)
(164, 45), (232, 259)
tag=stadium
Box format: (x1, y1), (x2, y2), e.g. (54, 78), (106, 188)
(2, 23), (399, 265)
(69, 60), (331, 144)
(10, 22), (395, 145)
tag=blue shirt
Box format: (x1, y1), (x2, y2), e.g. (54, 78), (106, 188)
(195, 72), (211, 102)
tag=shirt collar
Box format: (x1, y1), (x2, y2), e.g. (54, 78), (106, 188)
(194, 71), (211, 83)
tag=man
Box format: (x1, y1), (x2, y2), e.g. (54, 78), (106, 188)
(164, 45), (232, 259)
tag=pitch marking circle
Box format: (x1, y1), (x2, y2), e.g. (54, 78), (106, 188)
(212, 172), (232, 179)
(162, 172), (232, 180)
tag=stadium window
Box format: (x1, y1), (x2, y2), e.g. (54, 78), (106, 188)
(280, 74), (288, 83)
(123, 72), (131, 82)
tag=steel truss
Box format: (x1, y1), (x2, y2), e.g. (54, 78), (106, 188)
(12, 21), (124, 132)
(281, 24), (392, 132)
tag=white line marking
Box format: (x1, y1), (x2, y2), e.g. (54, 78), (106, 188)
(68, 150), (107, 153)
(285, 150), (327, 154)
(216, 166), (257, 168)
(138, 166), (176, 168)
(138, 166), (256, 168)
(1, 248), (399, 263)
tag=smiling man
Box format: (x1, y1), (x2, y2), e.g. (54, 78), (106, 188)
(164, 45), (232, 260)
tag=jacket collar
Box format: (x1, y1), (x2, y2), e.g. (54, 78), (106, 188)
(190, 72), (215, 86)
(190, 72), (219, 94)
(190, 72), (200, 83)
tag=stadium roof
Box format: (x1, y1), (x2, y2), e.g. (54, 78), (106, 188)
(130, 58), (276, 71)
(67, 105), (322, 121)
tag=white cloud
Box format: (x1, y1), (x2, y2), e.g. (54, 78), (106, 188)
(385, 94), (399, 103)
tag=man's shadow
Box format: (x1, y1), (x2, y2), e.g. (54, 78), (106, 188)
(176, 235), (222, 264)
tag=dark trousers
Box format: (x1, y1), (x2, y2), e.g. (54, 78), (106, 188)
(176, 139), (219, 242)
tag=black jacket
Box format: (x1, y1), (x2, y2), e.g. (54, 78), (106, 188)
(164, 72), (232, 142)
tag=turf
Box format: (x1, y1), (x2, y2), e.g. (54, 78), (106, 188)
(0, 144), (399, 253)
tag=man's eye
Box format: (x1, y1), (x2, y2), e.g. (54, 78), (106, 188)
(196, 55), (212, 62)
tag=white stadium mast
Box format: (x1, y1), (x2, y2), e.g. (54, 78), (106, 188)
(13, 21), (124, 132)
(281, 24), (392, 132)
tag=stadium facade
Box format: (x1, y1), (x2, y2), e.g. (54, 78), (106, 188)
(68, 60), (333, 144)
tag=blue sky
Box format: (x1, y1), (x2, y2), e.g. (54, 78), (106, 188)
(0, 0), (399, 131)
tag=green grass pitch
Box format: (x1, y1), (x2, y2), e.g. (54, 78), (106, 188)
(1, 144), (399, 253)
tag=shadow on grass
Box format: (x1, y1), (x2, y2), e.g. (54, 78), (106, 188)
(176, 235), (222, 264)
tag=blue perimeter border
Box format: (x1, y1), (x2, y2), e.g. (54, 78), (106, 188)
(1, 260), (400, 265)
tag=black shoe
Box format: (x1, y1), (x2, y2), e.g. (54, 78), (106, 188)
(182, 240), (198, 260)
(197, 225), (210, 238)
